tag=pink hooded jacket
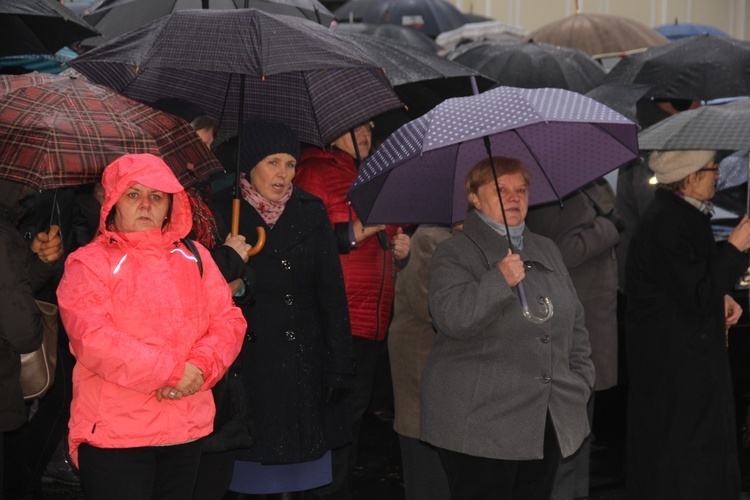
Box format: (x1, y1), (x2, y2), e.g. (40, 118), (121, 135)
(57, 154), (246, 466)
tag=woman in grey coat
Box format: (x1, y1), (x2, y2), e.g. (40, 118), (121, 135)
(421, 157), (595, 500)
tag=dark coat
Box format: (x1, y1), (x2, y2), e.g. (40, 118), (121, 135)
(214, 187), (355, 464)
(0, 181), (53, 431)
(625, 188), (747, 500)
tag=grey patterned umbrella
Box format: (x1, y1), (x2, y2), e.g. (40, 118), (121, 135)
(638, 98), (750, 151)
(348, 86), (639, 225)
(69, 8), (401, 146)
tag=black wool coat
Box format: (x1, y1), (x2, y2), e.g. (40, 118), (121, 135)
(625, 188), (748, 500)
(214, 187), (355, 464)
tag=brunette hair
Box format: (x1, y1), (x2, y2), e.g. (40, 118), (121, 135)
(464, 157), (530, 211)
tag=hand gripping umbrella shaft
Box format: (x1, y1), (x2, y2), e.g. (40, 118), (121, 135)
(483, 137), (553, 324)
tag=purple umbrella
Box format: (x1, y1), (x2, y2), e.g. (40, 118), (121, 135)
(349, 86), (638, 323)
(348, 86), (639, 226)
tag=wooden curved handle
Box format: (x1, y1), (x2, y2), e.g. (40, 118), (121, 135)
(231, 199), (266, 258)
(247, 227), (266, 257)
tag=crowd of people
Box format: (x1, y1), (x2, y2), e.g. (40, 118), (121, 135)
(2, 57), (750, 500)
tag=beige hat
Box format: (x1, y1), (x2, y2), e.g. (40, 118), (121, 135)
(648, 150), (716, 184)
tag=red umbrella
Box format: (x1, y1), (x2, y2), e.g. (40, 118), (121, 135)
(0, 72), (223, 190)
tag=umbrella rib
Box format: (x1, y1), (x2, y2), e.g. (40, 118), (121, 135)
(511, 129), (561, 205)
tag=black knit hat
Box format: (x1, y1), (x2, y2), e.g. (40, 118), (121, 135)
(241, 118), (301, 174)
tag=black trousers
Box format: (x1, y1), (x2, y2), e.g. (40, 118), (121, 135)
(78, 440), (202, 500)
(437, 412), (562, 500)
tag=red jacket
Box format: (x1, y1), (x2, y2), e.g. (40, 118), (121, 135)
(57, 154), (246, 466)
(295, 147), (397, 341)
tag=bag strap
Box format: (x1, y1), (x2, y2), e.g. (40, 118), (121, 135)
(181, 238), (203, 277)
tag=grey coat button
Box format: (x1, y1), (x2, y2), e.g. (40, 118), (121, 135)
(541, 374), (551, 383)
(285, 330), (296, 341)
(540, 334), (551, 343)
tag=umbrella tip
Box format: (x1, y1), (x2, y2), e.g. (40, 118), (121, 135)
(674, 17), (679, 25)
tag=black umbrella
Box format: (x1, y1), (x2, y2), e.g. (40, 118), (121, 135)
(584, 83), (651, 122)
(0, 0), (100, 57)
(362, 0), (467, 38)
(332, 22), (440, 53)
(333, 0), (379, 22)
(340, 32), (494, 134)
(70, 8), (401, 234)
(448, 39), (606, 93)
(80, 0), (335, 48)
(603, 34), (750, 101)
(70, 9), (400, 146)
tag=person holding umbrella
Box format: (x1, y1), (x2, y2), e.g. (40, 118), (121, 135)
(421, 156), (595, 500)
(625, 150), (750, 500)
(294, 122), (411, 500)
(210, 119), (356, 500)
(56, 153), (246, 500)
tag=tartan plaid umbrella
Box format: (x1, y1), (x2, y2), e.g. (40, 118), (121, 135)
(69, 8), (402, 146)
(0, 0), (100, 57)
(0, 72), (224, 190)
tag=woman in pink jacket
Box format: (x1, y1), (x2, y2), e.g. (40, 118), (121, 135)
(56, 154), (246, 500)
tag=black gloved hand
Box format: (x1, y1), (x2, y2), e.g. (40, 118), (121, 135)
(324, 386), (351, 407)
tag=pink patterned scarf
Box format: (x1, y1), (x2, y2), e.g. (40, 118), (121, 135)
(240, 175), (292, 228)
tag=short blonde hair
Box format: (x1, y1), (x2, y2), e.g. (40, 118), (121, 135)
(464, 157), (530, 211)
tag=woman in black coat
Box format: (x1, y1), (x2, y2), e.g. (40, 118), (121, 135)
(625, 150), (750, 500)
(212, 119), (355, 500)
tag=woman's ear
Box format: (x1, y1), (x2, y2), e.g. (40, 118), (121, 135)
(469, 192), (480, 210)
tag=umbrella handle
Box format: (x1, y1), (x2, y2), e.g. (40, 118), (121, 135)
(231, 199), (267, 257)
(247, 227), (266, 257)
(516, 281), (554, 324)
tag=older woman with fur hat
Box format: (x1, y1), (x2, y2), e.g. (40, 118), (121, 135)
(625, 149), (750, 500)
(210, 119), (355, 500)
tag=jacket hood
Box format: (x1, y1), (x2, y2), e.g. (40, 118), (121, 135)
(99, 154), (191, 242)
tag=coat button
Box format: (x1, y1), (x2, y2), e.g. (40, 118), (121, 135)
(284, 294), (294, 306)
(285, 330), (296, 341)
(246, 331), (256, 342)
(281, 260), (292, 270)
(540, 334), (551, 343)
(541, 374), (551, 384)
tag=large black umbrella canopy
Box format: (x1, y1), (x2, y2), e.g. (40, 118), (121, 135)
(80, 0), (334, 47)
(447, 39), (605, 93)
(331, 22), (440, 53)
(362, 0), (468, 38)
(603, 35), (750, 102)
(69, 9), (402, 146)
(0, 0), (100, 57)
(638, 98), (750, 151)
